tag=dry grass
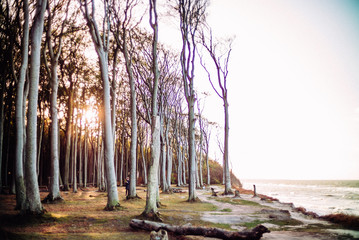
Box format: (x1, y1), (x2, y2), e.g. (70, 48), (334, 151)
(321, 213), (359, 230)
(0, 186), (222, 240)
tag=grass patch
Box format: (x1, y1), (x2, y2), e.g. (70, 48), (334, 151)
(220, 208), (232, 212)
(214, 197), (262, 207)
(241, 218), (303, 229)
(241, 219), (267, 229)
(194, 220), (235, 231)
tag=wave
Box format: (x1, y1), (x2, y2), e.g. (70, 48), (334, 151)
(242, 179), (359, 217)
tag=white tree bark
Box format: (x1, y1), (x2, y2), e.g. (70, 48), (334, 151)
(166, 144), (172, 188)
(160, 116), (168, 192)
(188, 102), (197, 200)
(199, 29), (233, 194)
(14, 0), (29, 211)
(80, 0), (120, 209)
(73, 107), (78, 193)
(143, 116), (160, 216)
(64, 89), (74, 191)
(142, 0), (161, 219)
(127, 44), (138, 199)
(177, 0), (207, 201)
(25, 0), (47, 214)
(43, 0), (69, 202)
(84, 123), (88, 187)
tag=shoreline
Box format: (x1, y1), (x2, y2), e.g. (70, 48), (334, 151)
(236, 186), (359, 232)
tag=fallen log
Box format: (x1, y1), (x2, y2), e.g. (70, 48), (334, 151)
(129, 219), (270, 240)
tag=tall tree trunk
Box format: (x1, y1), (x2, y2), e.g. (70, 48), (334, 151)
(141, 145), (147, 185)
(142, 0), (161, 220)
(167, 146), (172, 188)
(14, 0), (29, 211)
(160, 127), (167, 192)
(196, 153), (200, 189)
(128, 76), (137, 198)
(223, 99), (232, 194)
(73, 108), (78, 193)
(143, 116), (160, 218)
(78, 119), (83, 187)
(188, 98), (197, 201)
(36, 117), (44, 178)
(45, 60), (62, 201)
(97, 126), (102, 190)
(25, 0), (47, 214)
(128, 69), (137, 198)
(64, 89), (74, 191)
(84, 2), (120, 207)
(206, 149), (210, 185)
(198, 132), (203, 187)
(120, 133), (124, 186)
(93, 138), (97, 187)
(177, 147), (182, 186)
(0, 80), (4, 193)
(84, 123), (88, 187)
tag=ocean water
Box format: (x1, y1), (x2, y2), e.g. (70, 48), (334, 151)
(241, 179), (359, 216)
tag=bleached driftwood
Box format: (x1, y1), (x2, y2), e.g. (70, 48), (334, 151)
(129, 219), (270, 240)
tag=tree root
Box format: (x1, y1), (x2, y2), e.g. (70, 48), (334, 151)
(140, 210), (163, 222)
(222, 189), (234, 196)
(126, 195), (142, 200)
(187, 197), (201, 203)
(41, 194), (64, 204)
(104, 203), (122, 211)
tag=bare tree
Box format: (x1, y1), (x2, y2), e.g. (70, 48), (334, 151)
(202, 119), (213, 185)
(79, 0), (120, 210)
(199, 28), (234, 194)
(25, 0), (47, 214)
(111, 0), (143, 199)
(42, 0), (71, 203)
(176, 0), (208, 201)
(141, 0), (161, 220)
(14, 0), (29, 211)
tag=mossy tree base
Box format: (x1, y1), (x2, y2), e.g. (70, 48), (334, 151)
(104, 203), (122, 211)
(126, 195), (142, 200)
(41, 193), (64, 204)
(222, 189), (234, 195)
(22, 208), (47, 216)
(140, 210), (163, 222)
(187, 197), (201, 203)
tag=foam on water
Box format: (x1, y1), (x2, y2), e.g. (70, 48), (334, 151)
(242, 179), (359, 216)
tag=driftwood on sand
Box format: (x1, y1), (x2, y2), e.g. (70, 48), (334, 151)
(129, 219), (270, 240)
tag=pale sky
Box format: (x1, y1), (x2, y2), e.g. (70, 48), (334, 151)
(160, 0), (359, 180)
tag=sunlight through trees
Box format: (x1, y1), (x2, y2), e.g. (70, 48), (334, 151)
(0, 0), (236, 217)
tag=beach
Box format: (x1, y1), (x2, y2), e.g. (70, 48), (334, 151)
(197, 185), (359, 240)
(1, 184), (359, 239)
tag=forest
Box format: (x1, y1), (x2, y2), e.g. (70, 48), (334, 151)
(0, 0), (239, 219)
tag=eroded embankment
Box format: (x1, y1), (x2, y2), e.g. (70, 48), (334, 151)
(197, 185), (359, 240)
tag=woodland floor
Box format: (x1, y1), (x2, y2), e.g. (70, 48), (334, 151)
(0, 185), (358, 240)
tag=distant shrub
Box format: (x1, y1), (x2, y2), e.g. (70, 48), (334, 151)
(203, 159), (242, 188)
(321, 213), (359, 230)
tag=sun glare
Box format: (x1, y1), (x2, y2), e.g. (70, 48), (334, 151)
(82, 107), (99, 130)
(83, 108), (97, 123)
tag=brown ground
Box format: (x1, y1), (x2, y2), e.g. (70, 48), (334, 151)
(0, 185), (357, 240)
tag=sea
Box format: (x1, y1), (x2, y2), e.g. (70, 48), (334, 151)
(241, 179), (359, 217)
